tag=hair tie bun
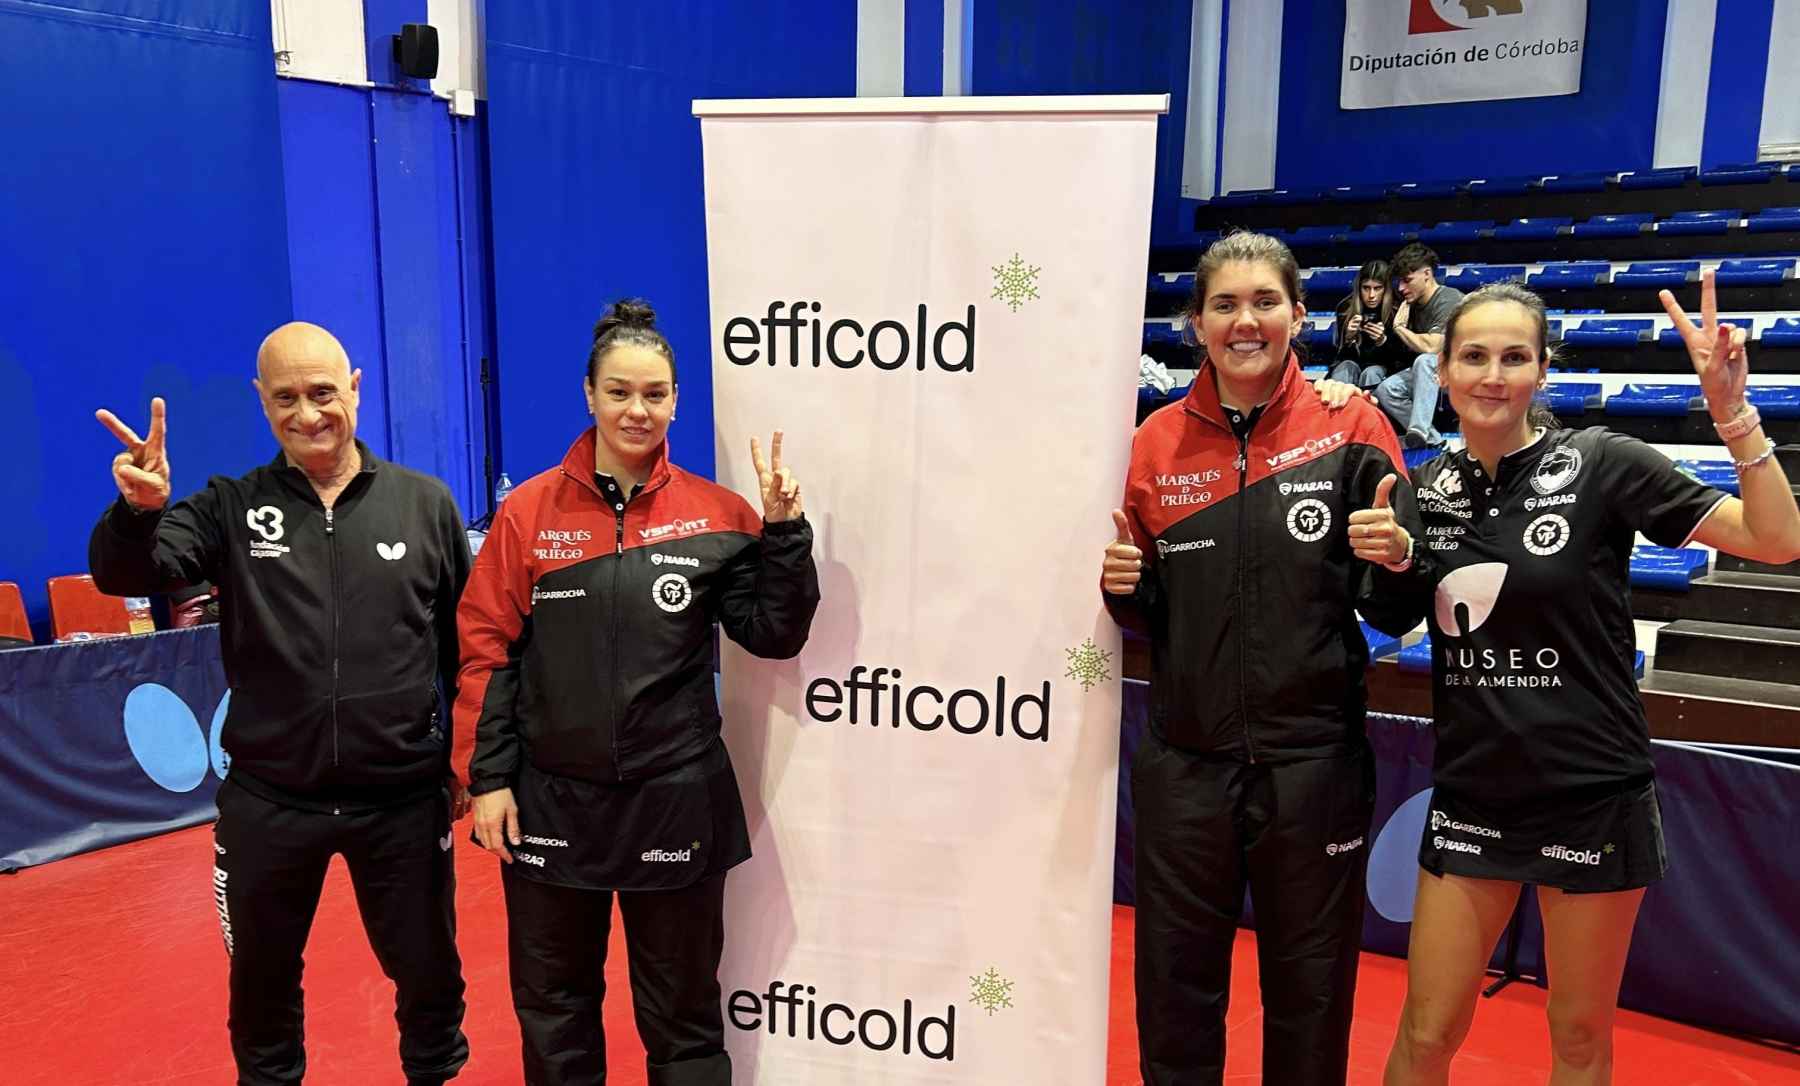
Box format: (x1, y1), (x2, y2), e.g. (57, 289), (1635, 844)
(594, 298), (658, 342)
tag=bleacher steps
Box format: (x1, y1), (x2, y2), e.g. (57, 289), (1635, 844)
(1633, 570), (1800, 626)
(1714, 553), (1800, 578)
(1651, 620), (1800, 686)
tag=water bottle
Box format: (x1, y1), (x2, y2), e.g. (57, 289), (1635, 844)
(123, 596), (155, 635)
(493, 472), (514, 514)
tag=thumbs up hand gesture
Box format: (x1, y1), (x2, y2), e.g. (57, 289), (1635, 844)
(1349, 474), (1411, 566)
(1102, 510), (1144, 595)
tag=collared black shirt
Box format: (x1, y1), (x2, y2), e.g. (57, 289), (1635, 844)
(1410, 428), (1727, 805)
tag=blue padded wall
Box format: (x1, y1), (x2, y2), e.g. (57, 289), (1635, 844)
(0, 0), (293, 634)
(969, 0), (1195, 243)
(484, 3), (857, 487)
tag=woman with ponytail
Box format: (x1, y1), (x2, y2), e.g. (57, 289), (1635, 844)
(453, 299), (820, 1085)
(1349, 278), (1800, 1084)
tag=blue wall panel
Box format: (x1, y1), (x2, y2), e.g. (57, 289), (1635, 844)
(371, 90), (477, 515)
(1273, 1), (1669, 190)
(968, 0), (1194, 242)
(0, 0), (292, 634)
(905, 0), (945, 96)
(485, 3), (857, 488)
(276, 79), (391, 460)
(1701, 0), (1775, 168)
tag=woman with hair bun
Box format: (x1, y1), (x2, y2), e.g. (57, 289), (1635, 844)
(453, 299), (820, 1085)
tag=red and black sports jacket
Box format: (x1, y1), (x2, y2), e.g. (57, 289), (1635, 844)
(1105, 356), (1423, 763)
(453, 431), (819, 794)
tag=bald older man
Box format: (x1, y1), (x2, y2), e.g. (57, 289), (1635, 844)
(90, 322), (472, 1086)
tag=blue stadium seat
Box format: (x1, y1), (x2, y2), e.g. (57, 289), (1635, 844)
(1537, 382), (1603, 413)
(1674, 460), (1740, 496)
(1402, 446), (1448, 471)
(1300, 365), (1328, 379)
(1566, 319), (1654, 346)
(1746, 385), (1800, 418)
(1655, 210), (1739, 236)
(1288, 224), (1351, 245)
(1746, 206), (1800, 233)
(1148, 273), (1189, 296)
(1713, 257), (1795, 286)
(1265, 188), (1323, 207)
(1212, 189), (1273, 207)
(1613, 260), (1700, 288)
(1360, 621), (1401, 661)
(1326, 184), (1389, 203)
(1466, 177), (1539, 196)
(1656, 326), (1689, 348)
(1397, 635), (1433, 673)
(1572, 213), (1655, 239)
(1605, 384), (1702, 416)
(1699, 163), (1779, 186)
(1542, 173), (1611, 193)
(1529, 262), (1611, 289)
(1420, 220), (1494, 243)
(1629, 545), (1710, 590)
(1390, 180), (1462, 200)
(1304, 267), (1359, 295)
(1302, 323), (1336, 352)
(1354, 222), (1421, 245)
(1494, 217), (1573, 241)
(1760, 317), (1800, 346)
(1143, 322), (1185, 347)
(1442, 264), (1527, 291)
(1618, 166), (1695, 191)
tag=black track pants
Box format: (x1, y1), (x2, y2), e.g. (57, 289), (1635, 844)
(502, 868), (731, 1086)
(1133, 736), (1375, 1086)
(211, 779), (469, 1085)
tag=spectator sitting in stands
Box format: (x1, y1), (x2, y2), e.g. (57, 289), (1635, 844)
(1327, 259), (1409, 390)
(1373, 243), (1466, 448)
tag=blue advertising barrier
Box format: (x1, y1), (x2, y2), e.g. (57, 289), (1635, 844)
(1114, 680), (1799, 1045)
(0, 627), (228, 871)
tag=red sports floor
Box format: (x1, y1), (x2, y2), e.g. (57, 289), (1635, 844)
(2, 825), (1794, 1084)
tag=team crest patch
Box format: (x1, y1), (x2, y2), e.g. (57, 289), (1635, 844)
(1530, 446), (1582, 495)
(652, 573), (693, 613)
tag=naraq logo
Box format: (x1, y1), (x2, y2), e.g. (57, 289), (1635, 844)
(123, 684), (231, 791)
(722, 302), (975, 374)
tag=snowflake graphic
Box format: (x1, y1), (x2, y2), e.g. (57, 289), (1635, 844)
(991, 253), (1042, 312)
(969, 967), (1015, 1015)
(1065, 638), (1113, 691)
(1602, 842), (1615, 855)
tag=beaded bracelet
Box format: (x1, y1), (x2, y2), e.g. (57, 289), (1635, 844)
(1733, 439), (1777, 473)
(1713, 403), (1761, 442)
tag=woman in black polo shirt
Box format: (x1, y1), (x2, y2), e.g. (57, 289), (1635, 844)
(1350, 276), (1800, 1084)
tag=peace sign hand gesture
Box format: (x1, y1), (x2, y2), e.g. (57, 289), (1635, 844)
(96, 397), (171, 512)
(751, 431), (803, 523)
(1659, 268), (1749, 422)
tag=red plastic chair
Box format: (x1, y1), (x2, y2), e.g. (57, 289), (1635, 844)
(0, 582), (31, 645)
(46, 575), (131, 642)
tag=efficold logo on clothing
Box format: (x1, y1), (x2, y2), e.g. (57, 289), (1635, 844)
(1410, 0), (1524, 34)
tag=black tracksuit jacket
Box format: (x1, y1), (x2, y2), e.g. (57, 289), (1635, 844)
(89, 442), (471, 810)
(1105, 357), (1425, 762)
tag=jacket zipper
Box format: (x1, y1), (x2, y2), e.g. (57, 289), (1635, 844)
(611, 498), (625, 782)
(1234, 437), (1257, 764)
(326, 505), (342, 802)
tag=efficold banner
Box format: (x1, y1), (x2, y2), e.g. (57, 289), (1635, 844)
(1342, 0), (1589, 109)
(696, 94), (1164, 1084)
